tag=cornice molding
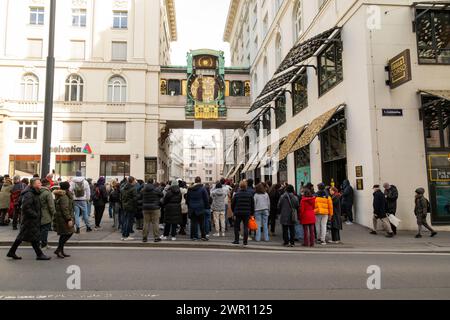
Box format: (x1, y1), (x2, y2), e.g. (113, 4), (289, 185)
(165, 0), (178, 41)
(223, 0), (241, 42)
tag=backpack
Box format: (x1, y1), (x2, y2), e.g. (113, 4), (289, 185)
(92, 186), (100, 201)
(74, 180), (85, 198)
(425, 198), (431, 214)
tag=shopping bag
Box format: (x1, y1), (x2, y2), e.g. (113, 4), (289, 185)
(387, 214), (401, 227)
(248, 216), (258, 231)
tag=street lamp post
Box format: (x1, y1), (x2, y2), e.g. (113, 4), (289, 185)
(40, 0), (56, 178)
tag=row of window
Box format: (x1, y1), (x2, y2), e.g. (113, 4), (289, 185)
(160, 79), (251, 97)
(20, 73), (127, 103)
(16, 121), (127, 142)
(29, 7), (128, 29)
(26, 38), (128, 61)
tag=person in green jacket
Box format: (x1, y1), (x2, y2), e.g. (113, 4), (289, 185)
(39, 178), (56, 249)
(53, 182), (75, 258)
(0, 178), (13, 225)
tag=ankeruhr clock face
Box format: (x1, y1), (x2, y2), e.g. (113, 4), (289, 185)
(188, 75), (224, 103)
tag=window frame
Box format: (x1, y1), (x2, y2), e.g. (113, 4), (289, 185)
(21, 73), (39, 101)
(106, 122), (127, 142)
(65, 74), (84, 102)
(29, 7), (44, 25)
(318, 39), (343, 97)
(415, 8), (450, 65)
(111, 41), (127, 61)
(112, 11), (128, 29)
(18, 121), (38, 141)
(108, 76), (127, 103)
(275, 94), (286, 128)
(72, 8), (87, 27)
(61, 121), (82, 142)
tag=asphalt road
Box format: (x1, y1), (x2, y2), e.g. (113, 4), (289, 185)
(1, 247), (450, 300)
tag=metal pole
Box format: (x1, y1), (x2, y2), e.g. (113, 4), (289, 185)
(41, 0), (56, 178)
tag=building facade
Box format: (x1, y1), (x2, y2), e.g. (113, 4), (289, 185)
(0, 0), (177, 182)
(224, 0), (450, 230)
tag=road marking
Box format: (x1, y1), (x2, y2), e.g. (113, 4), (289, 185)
(2, 246), (449, 256)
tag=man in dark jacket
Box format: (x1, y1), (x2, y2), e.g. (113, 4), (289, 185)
(39, 178), (56, 249)
(414, 188), (437, 238)
(141, 179), (163, 242)
(186, 177), (209, 241)
(341, 180), (354, 225)
(231, 180), (255, 246)
(120, 176), (138, 241)
(383, 183), (399, 235)
(92, 177), (108, 230)
(7, 178), (51, 260)
(370, 185), (394, 238)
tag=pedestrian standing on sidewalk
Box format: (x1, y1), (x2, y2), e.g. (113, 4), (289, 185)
(70, 171), (92, 234)
(299, 189), (316, 247)
(161, 180), (182, 241)
(211, 182), (227, 237)
(6, 178), (51, 260)
(204, 183), (213, 237)
(268, 183), (281, 236)
(109, 181), (121, 230)
(53, 182), (75, 259)
(135, 180), (145, 231)
(341, 180), (354, 225)
(186, 177), (209, 241)
(231, 180), (254, 246)
(120, 176), (138, 241)
(39, 178), (56, 250)
(370, 185), (394, 238)
(141, 179), (163, 243)
(92, 177), (108, 230)
(0, 177), (13, 225)
(384, 182), (399, 235)
(414, 188), (437, 239)
(254, 183), (270, 242)
(86, 178), (95, 217)
(179, 180), (188, 236)
(278, 184), (299, 247)
(329, 187), (343, 244)
(314, 183), (334, 245)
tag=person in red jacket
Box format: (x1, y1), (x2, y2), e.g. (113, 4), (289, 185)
(299, 189), (316, 247)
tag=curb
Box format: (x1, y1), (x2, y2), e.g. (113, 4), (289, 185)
(1, 241), (449, 254)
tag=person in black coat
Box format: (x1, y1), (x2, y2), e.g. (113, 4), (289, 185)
(231, 180), (255, 246)
(383, 183), (398, 235)
(268, 183), (281, 236)
(186, 177), (210, 241)
(329, 187), (343, 243)
(161, 181), (183, 240)
(278, 184), (299, 247)
(370, 185), (394, 238)
(92, 176), (108, 229)
(7, 178), (51, 260)
(341, 180), (354, 224)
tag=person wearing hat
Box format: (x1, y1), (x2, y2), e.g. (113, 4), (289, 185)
(53, 181), (75, 258)
(370, 185), (394, 238)
(414, 188), (437, 238)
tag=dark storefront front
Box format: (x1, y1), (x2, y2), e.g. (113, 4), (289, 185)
(420, 91), (450, 224)
(100, 155), (130, 179)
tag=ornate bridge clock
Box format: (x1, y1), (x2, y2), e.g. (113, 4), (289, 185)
(186, 50), (226, 119)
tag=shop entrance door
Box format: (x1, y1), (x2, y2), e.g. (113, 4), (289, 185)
(322, 158), (347, 188)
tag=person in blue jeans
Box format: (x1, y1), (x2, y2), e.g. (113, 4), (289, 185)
(69, 171), (92, 234)
(254, 183), (270, 242)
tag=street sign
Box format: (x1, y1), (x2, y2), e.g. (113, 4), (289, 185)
(382, 109), (403, 117)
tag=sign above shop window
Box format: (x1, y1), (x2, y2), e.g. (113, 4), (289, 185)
(382, 109), (403, 117)
(51, 143), (93, 154)
(385, 49), (412, 89)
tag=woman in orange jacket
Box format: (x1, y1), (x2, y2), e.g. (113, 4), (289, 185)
(314, 183), (333, 245)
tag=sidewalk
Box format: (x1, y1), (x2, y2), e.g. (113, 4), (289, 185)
(1, 212), (449, 253)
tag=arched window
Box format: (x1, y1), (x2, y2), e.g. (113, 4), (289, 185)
(263, 56), (268, 85)
(293, 1), (303, 41)
(21, 73), (39, 101)
(108, 75), (127, 103)
(275, 33), (283, 67)
(65, 74), (84, 102)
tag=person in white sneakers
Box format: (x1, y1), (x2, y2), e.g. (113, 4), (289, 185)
(211, 182), (228, 237)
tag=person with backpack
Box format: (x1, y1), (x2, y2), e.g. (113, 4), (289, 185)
(414, 188), (437, 238)
(314, 183), (334, 245)
(120, 176), (138, 241)
(370, 185), (394, 238)
(69, 171), (92, 234)
(53, 181), (75, 258)
(186, 177), (210, 241)
(384, 182), (399, 235)
(92, 177), (108, 230)
(231, 180), (255, 246)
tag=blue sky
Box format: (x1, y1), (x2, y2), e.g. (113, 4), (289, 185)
(170, 0), (231, 66)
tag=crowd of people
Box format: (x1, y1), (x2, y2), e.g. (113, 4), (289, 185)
(0, 171), (438, 261)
